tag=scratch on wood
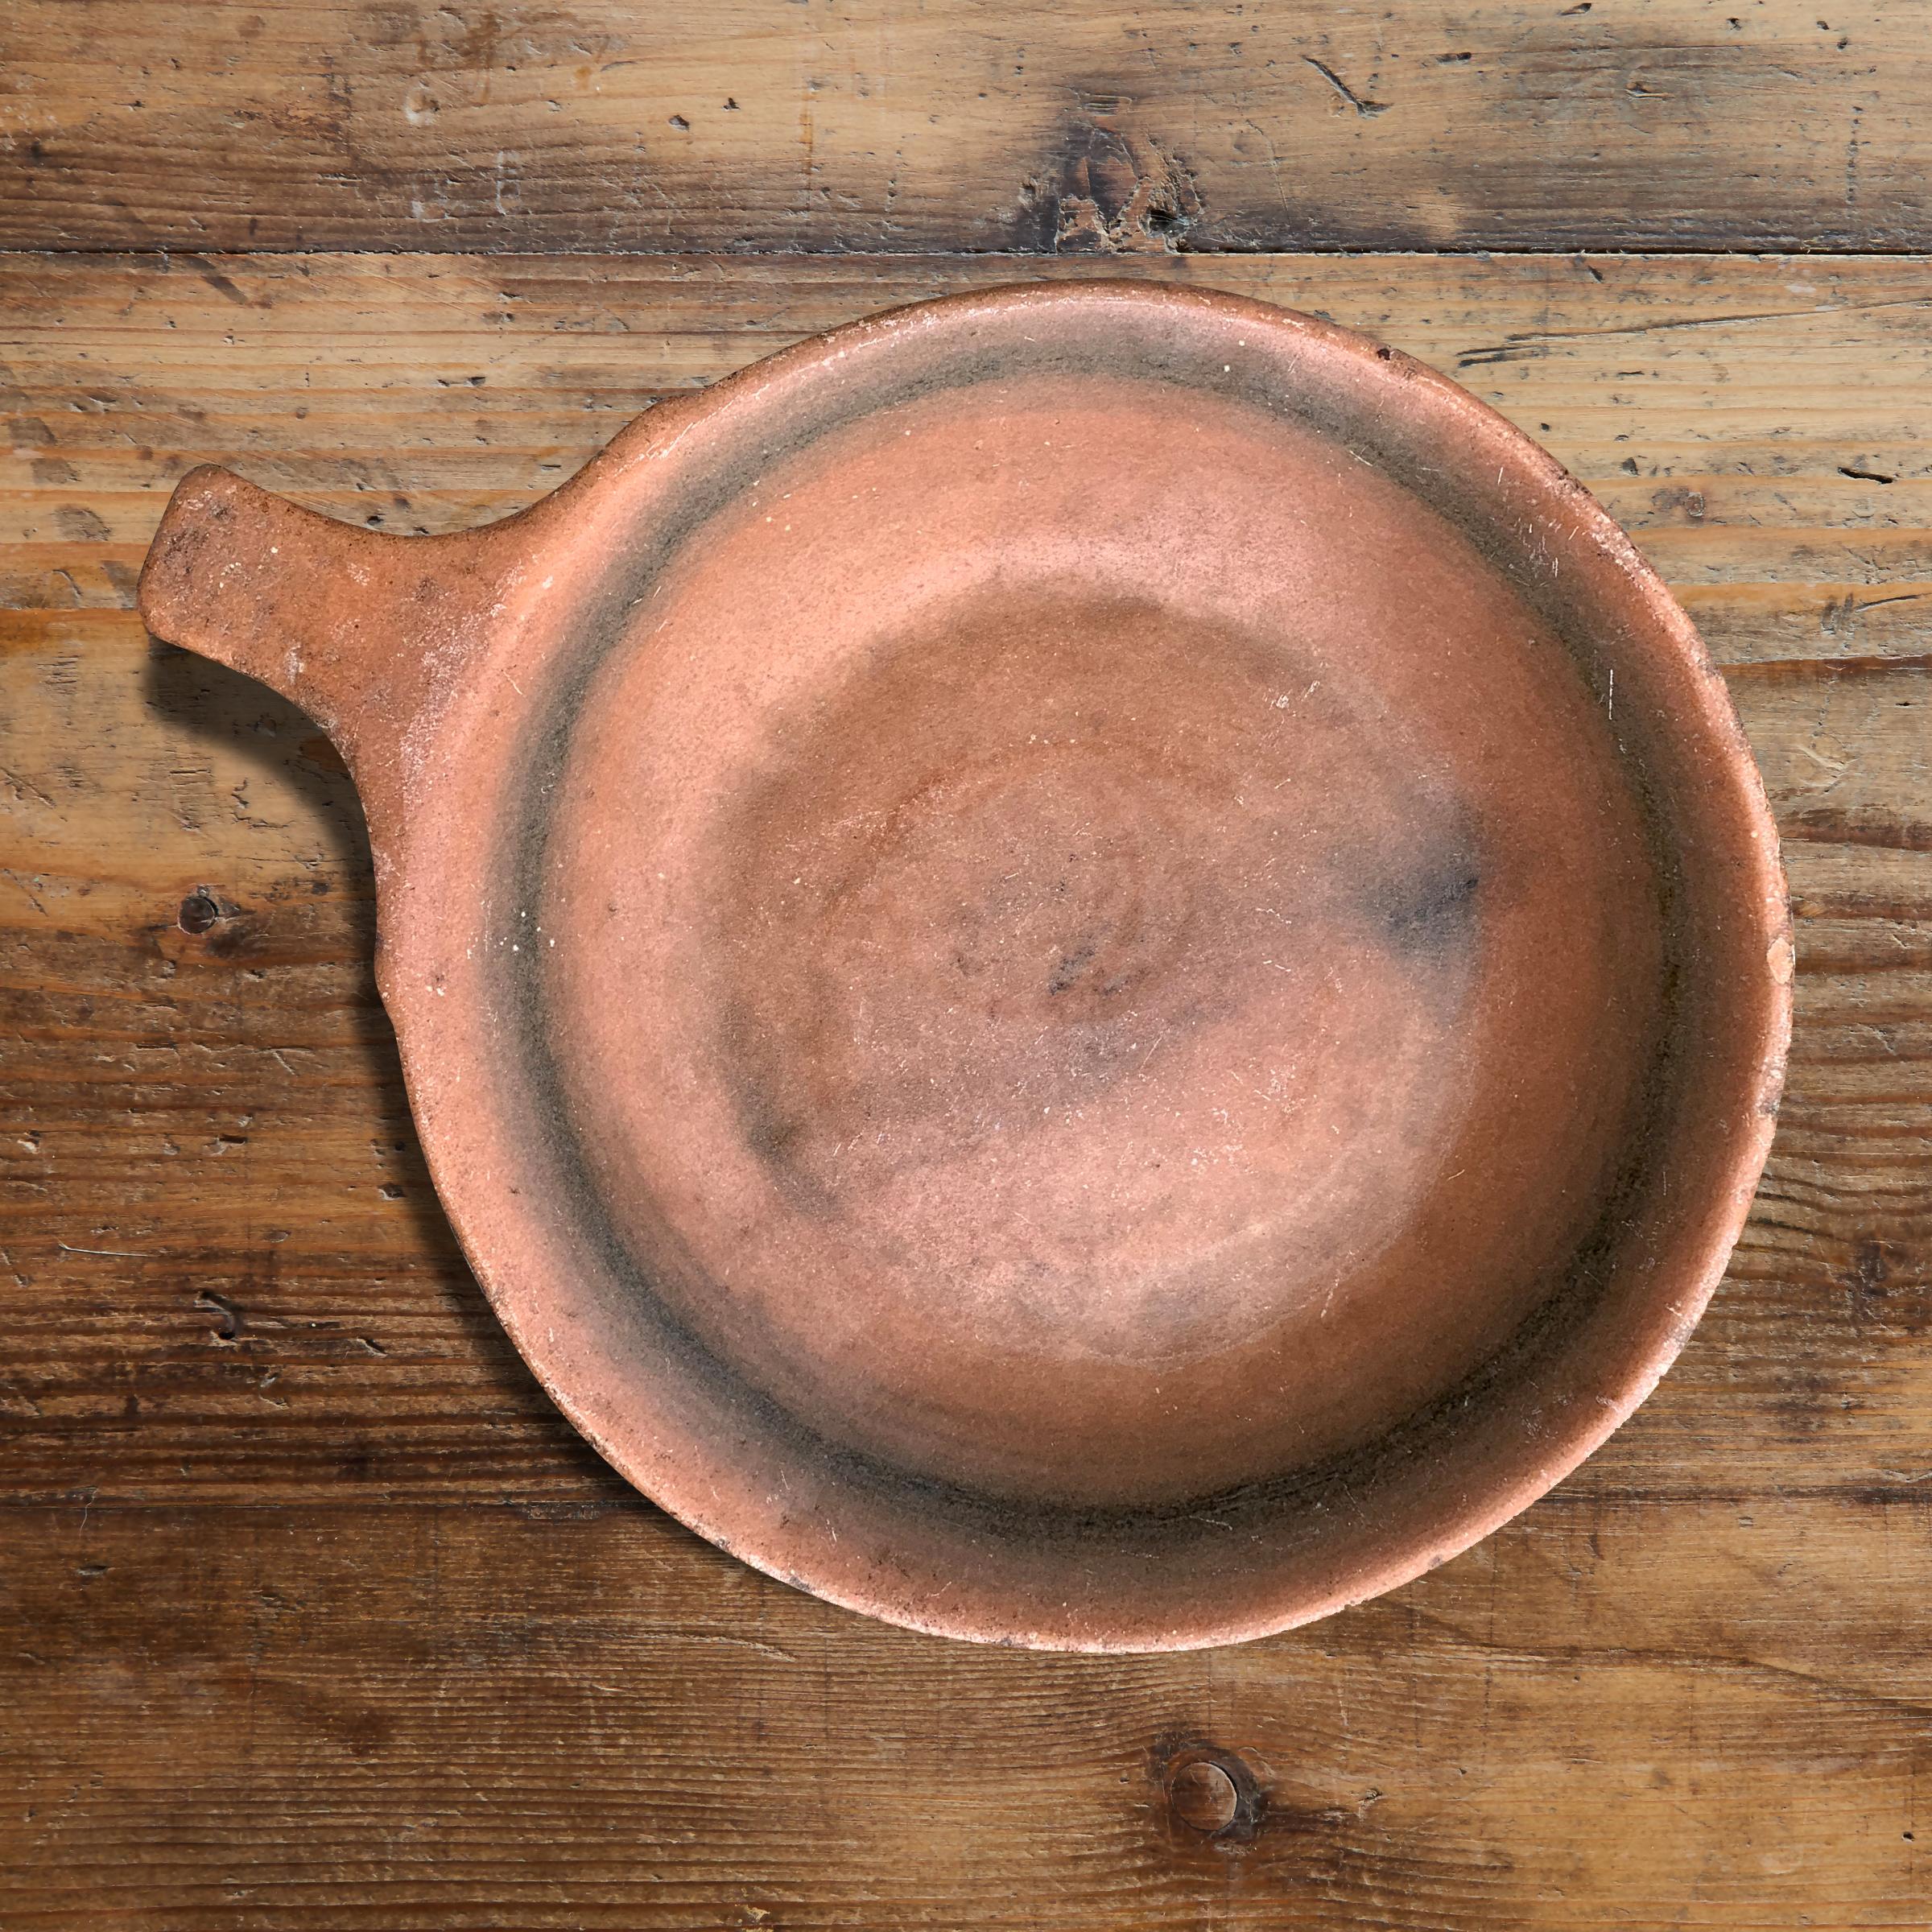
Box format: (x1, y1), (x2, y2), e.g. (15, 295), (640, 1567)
(1302, 56), (1389, 118)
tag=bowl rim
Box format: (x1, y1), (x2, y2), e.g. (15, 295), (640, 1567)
(399, 278), (1795, 1649)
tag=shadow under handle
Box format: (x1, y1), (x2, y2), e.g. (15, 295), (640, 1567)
(138, 465), (510, 819)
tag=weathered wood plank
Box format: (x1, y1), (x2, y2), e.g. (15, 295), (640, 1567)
(3, 250), (1929, 1513)
(5, 249), (1932, 652)
(3, 246), (1930, 1928)
(1, 2), (1927, 255)
(2, 1495), (1927, 1928)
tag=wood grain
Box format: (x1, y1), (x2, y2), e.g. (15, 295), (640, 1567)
(2, 2), (1927, 256)
(5, 1496), (1930, 1928)
(3, 250), (1930, 1923)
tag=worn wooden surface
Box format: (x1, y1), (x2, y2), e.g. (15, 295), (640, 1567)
(2, 246), (1930, 1926)
(4, 0), (1932, 1919)
(2, 1), (1929, 255)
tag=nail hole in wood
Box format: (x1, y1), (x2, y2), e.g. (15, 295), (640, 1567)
(178, 890), (220, 934)
(1169, 1757), (1241, 1834)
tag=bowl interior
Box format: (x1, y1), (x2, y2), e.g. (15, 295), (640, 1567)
(543, 370), (1666, 1510)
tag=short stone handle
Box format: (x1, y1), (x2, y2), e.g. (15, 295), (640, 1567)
(138, 466), (510, 820)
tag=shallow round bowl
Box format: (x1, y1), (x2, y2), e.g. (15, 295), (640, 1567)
(138, 282), (1791, 1649)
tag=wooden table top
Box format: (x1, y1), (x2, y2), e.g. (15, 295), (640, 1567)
(2, 8), (1928, 1927)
